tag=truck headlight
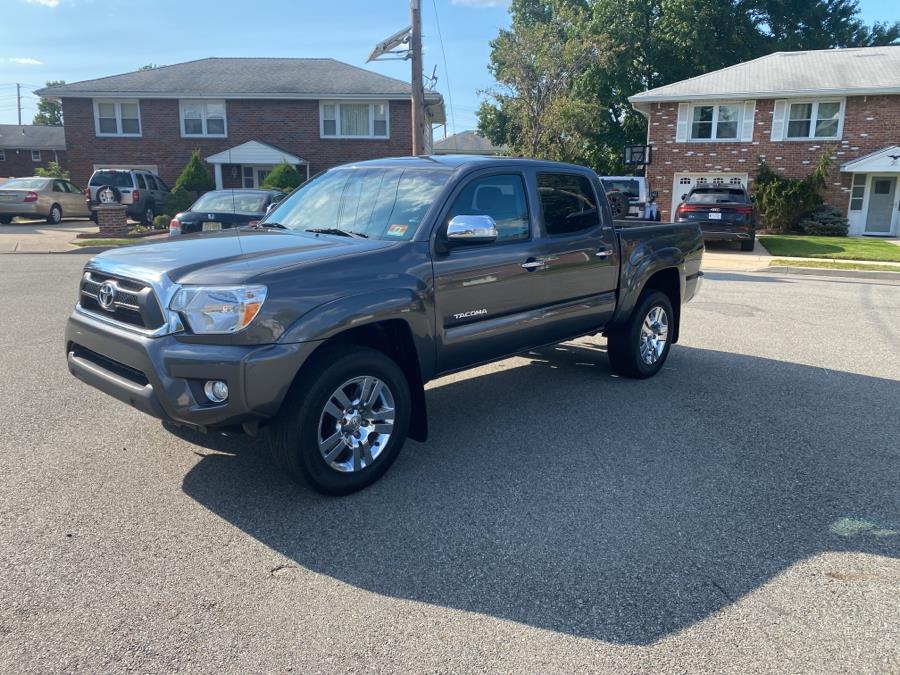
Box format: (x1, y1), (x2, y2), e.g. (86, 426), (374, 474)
(170, 285), (267, 334)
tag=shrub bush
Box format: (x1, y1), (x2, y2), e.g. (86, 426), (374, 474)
(261, 160), (303, 192)
(128, 224), (152, 236)
(751, 152), (831, 233)
(35, 161), (69, 179)
(797, 205), (849, 236)
(164, 186), (194, 216)
(152, 214), (171, 230)
(175, 151), (215, 196)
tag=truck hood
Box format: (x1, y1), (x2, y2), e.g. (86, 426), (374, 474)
(87, 229), (394, 285)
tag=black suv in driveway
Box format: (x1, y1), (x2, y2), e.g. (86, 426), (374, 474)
(674, 183), (757, 251)
(85, 169), (170, 225)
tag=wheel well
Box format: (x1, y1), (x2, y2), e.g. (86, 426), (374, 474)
(643, 267), (681, 342)
(321, 320), (428, 442)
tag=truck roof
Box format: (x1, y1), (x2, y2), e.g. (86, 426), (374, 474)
(342, 154), (598, 173)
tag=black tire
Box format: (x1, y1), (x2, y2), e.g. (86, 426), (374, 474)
(607, 290), (674, 379)
(740, 236), (755, 252)
(0, 216), (11, 225)
(142, 204), (155, 226)
(46, 204), (62, 224)
(96, 185), (121, 204)
(268, 344), (411, 495)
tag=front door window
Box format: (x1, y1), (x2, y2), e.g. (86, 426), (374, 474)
(865, 177), (896, 234)
(243, 166), (254, 188)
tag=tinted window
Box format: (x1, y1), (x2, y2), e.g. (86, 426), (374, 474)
(53, 181), (66, 192)
(191, 191), (269, 214)
(446, 174), (530, 242)
(65, 182), (81, 194)
(134, 173), (147, 189)
(600, 178), (640, 199)
(268, 168), (448, 241)
(156, 176), (169, 191)
(537, 173), (599, 235)
(89, 171), (133, 188)
(145, 175), (158, 190)
(1, 178), (48, 190)
(687, 189), (748, 204)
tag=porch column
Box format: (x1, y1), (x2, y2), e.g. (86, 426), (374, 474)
(213, 164), (223, 190)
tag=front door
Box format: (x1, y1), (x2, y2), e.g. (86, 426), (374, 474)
(865, 177), (896, 234)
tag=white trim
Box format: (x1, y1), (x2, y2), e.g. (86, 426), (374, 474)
(675, 103), (689, 143)
(740, 100), (756, 141)
(31, 150), (41, 162)
(204, 140), (305, 166)
(840, 145), (900, 172)
(319, 100), (390, 139)
(93, 98), (142, 137)
(630, 86), (900, 104)
(687, 101), (744, 142)
(782, 98), (845, 141)
(771, 100), (787, 141)
(53, 91), (440, 102)
(213, 164), (223, 191)
(179, 99), (227, 138)
(861, 174), (900, 236)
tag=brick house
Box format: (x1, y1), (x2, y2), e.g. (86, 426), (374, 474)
(0, 125), (67, 182)
(629, 46), (900, 236)
(36, 58), (444, 192)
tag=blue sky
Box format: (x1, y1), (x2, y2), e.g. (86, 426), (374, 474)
(1, 0), (898, 136)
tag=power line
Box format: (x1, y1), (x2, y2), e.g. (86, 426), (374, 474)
(430, 0), (457, 139)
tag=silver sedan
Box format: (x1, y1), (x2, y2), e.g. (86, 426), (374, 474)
(0, 176), (90, 224)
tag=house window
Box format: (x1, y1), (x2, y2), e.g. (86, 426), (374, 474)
(94, 99), (141, 136)
(180, 100), (227, 137)
(320, 101), (390, 138)
(0, 150), (5, 161)
(243, 166), (254, 189)
(31, 150), (41, 162)
(786, 101), (842, 139)
(849, 174), (866, 211)
(690, 103), (740, 140)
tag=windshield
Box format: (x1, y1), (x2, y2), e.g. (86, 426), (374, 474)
(191, 191), (269, 214)
(601, 179), (640, 199)
(90, 171), (134, 188)
(687, 188), (749, 204)
(265, 167), (449, 240)
(1, 178), (49, 190)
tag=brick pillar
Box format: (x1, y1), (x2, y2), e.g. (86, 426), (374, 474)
(96, 205), (129, 237)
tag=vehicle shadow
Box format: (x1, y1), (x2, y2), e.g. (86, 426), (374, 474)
(178, 343), (899, 645)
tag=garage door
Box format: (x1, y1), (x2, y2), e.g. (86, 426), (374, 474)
(671, 173), (749, 216)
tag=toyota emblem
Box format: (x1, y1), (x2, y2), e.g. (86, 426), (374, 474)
(97, 281), (117, 310)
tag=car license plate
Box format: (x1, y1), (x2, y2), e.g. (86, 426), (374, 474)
(708, 212), (722, 220)
(202, 222), (222, 232)
(0, 194), (14, 201)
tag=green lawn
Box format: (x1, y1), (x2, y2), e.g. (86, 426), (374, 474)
(71, 238), (139, 248)
(758, 235), (900, 262)
(770, 258), (900, 272)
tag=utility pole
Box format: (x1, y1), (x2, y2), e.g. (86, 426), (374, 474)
(410, 0), (426, 155)
(16, 83), (22, 126)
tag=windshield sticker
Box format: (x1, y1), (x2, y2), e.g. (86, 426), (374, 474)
(386, 224), (409, 237)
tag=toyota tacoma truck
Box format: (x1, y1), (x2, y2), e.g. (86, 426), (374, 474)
(66, 156), (703, 495)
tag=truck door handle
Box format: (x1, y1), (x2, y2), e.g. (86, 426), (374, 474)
(596, 247), (614, 258)
(521, 258), (546, 270)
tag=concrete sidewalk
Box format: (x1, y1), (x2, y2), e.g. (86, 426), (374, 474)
(701, 240), (772, 271)
(0, 219), (97, 253)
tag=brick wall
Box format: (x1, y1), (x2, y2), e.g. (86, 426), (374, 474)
(0, 148), (68, 182)
(645, 94), (900, 220)
(61, 97), (414, 189)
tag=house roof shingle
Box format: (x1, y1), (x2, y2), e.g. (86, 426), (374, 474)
(433, 130), (503, 155)
(35, 57), (442, 103)
(629, 46), (900, 104)
(0, 125), (66, 150)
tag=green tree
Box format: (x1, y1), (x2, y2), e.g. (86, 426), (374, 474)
(261, 161), (303, 192)
(174, 151), (215, 197)
(33, 80), (64, 126)
(751, 0), (900, 50)
(164, 186), (194, 216)
(34, 161), (69, 179)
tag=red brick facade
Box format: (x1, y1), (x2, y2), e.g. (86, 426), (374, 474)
(60, 97), (415, 190)
(0, 148), (67, 182)
(644, 94), (900, 221)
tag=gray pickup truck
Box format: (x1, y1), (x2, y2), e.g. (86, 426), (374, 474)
(66, 156), (703, 494)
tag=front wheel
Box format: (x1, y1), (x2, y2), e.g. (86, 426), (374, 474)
(607, 290), (674, 378)
(47, 204), (62, 224)
(269, 344), (411, 495)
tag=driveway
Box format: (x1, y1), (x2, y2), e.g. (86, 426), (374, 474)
(0, 219), (95, 253)
(1, 255), (898, 673)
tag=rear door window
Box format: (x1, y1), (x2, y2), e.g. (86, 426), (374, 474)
(445, 174), (530, 243)
(537, 173), (600, 235)
(134, 174), (147, 189)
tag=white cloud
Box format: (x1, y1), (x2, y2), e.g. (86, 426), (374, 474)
(452, 0), (510, 7)
(7, 57), (44, 65)
(26, 0), (61, 7)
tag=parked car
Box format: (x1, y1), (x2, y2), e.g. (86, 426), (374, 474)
(65, 156), (703, 495)
(600, 176), (659, 220)
(0, 177), (90, 224)
(674, 183), (756, 251)
(85, 169), (169, 226)
(168, 189), (286, 236)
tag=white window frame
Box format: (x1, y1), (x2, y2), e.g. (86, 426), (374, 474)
(179, 99), (228, 138)
(784, 99), (844, 141)
(93, 99), (142, 137)
(688, 102), (743, 142)
(319, 101), (390, 139)
(31, 150), (41, 161)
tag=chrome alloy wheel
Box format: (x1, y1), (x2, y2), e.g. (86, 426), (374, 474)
(639, 305), (669, 365)
(317, 376), (396, 473)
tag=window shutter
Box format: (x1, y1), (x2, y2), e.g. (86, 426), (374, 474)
(675, 103), (690, 142)
(771, 100), (787, 141)
(740, 101), (756, 141)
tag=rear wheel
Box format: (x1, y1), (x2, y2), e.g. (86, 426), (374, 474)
(142, 205), (155, 226)
(607, 290), (674, 378)
(269, 344), (411, 495)
(0, 216), (11, 225)
(47, 204), (62, 224)
(740, 236), (755, 252)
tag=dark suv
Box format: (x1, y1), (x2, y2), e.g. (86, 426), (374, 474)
(674, 183), (756, 251)
(86, 169), (170, 225)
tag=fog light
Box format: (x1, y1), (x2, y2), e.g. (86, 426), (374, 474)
(204, 380), (229, 403)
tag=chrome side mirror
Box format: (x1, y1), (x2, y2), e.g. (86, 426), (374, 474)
(446, 215), (498, 245)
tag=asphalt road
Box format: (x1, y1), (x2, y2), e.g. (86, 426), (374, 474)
(1, 255), (898, 673)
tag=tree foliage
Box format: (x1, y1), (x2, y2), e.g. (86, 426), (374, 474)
(34, 161), (69, 179)
(33, 80), (64, 126)
(751, 152), (832, 232)
(477, 0), (900, 174)
(261, 161), (303, 192)
(174, 151), (215, 196)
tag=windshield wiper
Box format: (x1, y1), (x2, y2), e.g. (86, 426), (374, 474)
(304, 227), (368, 238)
(257, 222), (288, 229)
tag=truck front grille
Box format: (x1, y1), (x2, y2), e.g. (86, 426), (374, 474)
(79, 271), (165, 331)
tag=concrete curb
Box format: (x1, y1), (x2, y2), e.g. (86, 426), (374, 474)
(766, 265), (900, 281)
